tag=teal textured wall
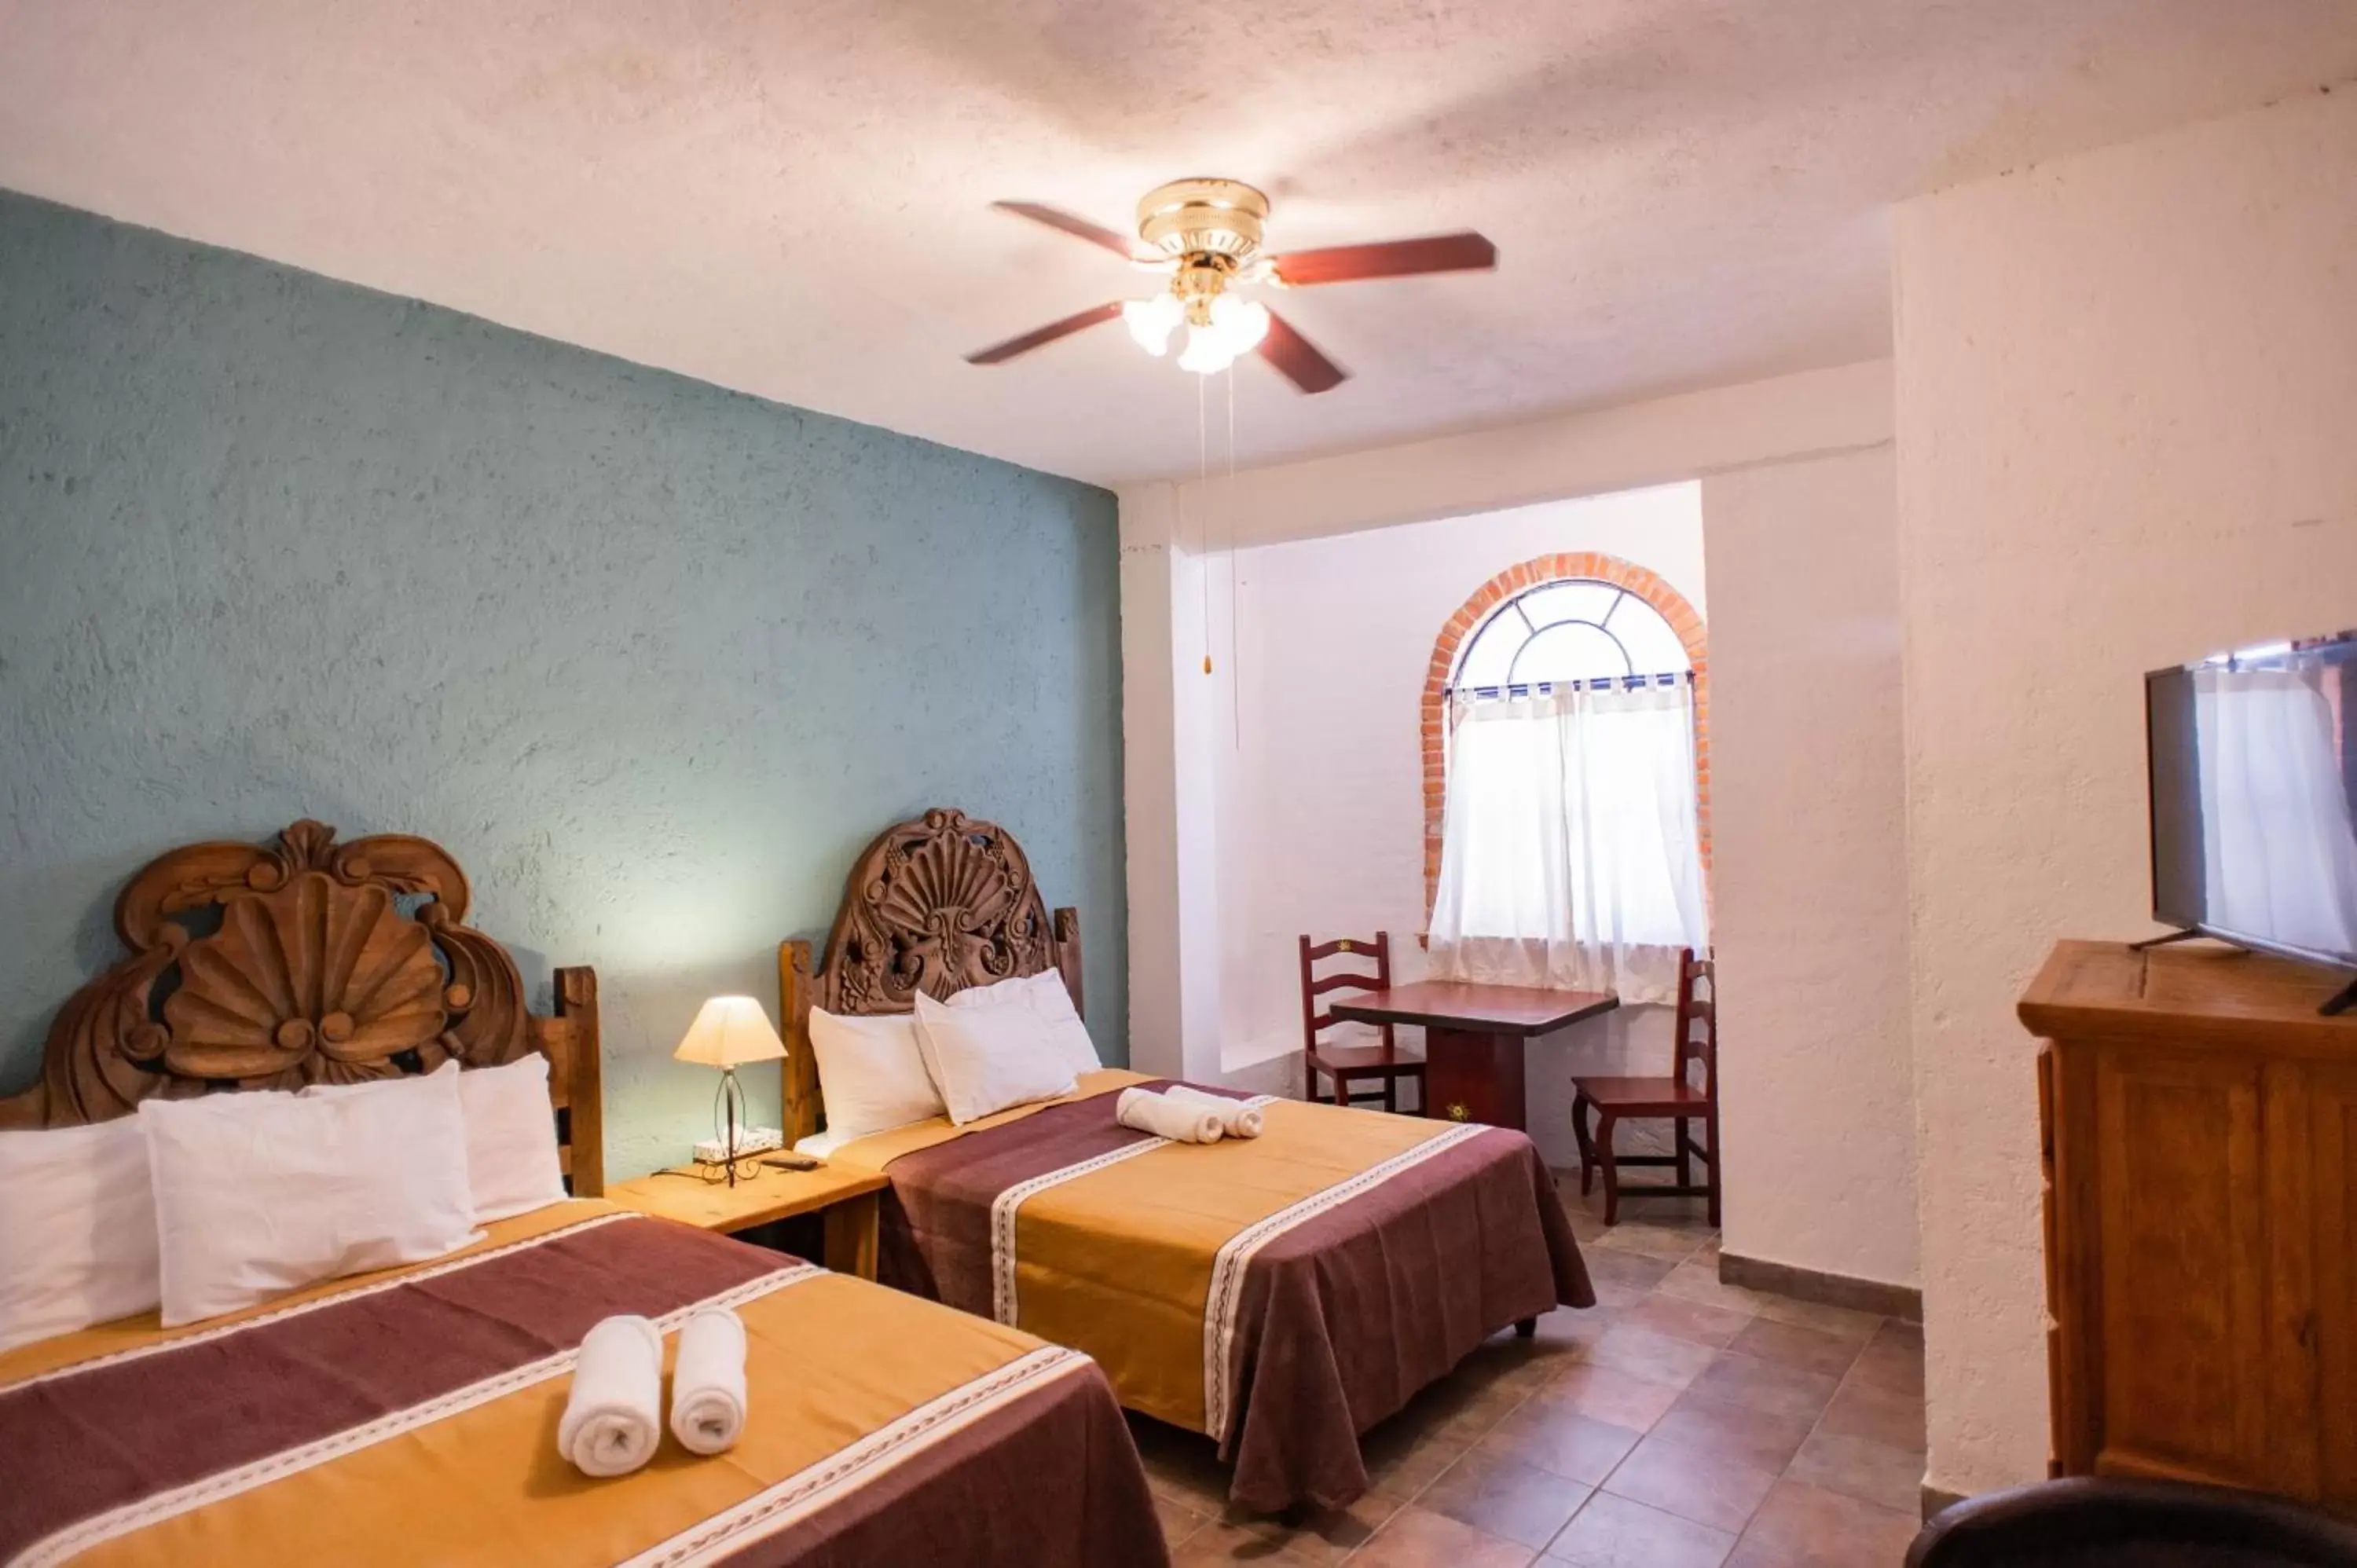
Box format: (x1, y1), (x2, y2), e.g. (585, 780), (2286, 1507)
(0, 190), (1125, 1176)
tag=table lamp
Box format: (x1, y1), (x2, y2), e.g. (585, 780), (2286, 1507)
(673, 995), (787, 1187)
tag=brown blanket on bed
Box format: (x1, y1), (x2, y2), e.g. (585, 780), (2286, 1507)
(832, 1080), (1593, 1512)
(0, 1201), (1164, 1568)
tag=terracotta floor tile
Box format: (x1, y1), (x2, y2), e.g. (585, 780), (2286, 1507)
(1480, 1400), (1646, 1484)
(1728, 1478), (1920, 1567)
(1592, 1221), (1714, 1262)
(1536, 1362), (1687, 1431)
(1816, 1378), (1928, 1454)
(1649, 1390), (1820, 1474)
(1527, 1305), (1617, 1358)
(1844, 1335), (1926, 1398)
(1421, 1450), (1594, 1548)
(1686, 1351), (1842, 1423)
(1157, 1493), (1212, 1547)
(1622, 1293), (1754, 1349)
(1868, 1317), (1922, 1349)
(1747, 1294), (1884, 1344)
(1725, 1318), (1868, 1380)
(1584, 1249), (1680, 1295)
(1783, 1430), (1926, 1515)
(1364, 1421), (1480, 1499)
(1544, 1491), (1736, 1568)
(1349, 1504), (1542, 1568)
(1167, 1520), (1296, 1564)
(1655, 1259), (1776, 1314)
(1588, 1324), (1720, 1387)
(1266, 1489), (1406, 1564)
(1483, 1346), (1595, 1405)
(1601, 1431), (1780, 1533)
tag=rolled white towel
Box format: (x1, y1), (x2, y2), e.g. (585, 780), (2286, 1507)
(559, 1314), (664, 1477)
(1162, 1083), (1265, 1139)
(669, 1306), (749, 1456)
(1116, 1087), (1224, 1145)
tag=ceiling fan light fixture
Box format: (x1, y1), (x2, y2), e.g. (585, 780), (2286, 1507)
(1212, 295), (1270, 352)
(1175, 323), (1232, 376)
(1122, 295), (1182, 356)
(1175, 295), (1270, 376)
(970, 180), (1491, 394)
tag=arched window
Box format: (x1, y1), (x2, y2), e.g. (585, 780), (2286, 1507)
(1420, 552), (1711, 941)
(1449, 578), (1693, 692)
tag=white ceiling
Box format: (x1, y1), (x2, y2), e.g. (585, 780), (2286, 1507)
(2, 2), (2352, 486)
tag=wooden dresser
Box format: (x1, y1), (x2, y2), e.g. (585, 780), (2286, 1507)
(2022, 940), (2357, 1512)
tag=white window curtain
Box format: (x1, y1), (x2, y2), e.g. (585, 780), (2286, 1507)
(2194, 665), (2357, 958)
(1428, 679), (1709, 1005)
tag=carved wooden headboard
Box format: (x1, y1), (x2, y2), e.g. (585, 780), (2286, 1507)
(776, 808), (1082, 1142)
(0, 819), (604, 1196)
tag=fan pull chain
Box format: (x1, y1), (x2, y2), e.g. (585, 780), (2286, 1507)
(1226, 368), (1240, 746)
(1198, 369), (1212, 676)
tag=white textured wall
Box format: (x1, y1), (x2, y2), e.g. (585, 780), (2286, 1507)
(1894, 86), (2357, 1497)
(1217, 485), (1706, 1167)
(1703, 447), (1916, 1289)
(1120, 362), (1924, 1274)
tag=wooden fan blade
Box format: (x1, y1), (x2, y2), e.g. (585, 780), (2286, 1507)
(1256, 310), (1348, 394)
(1265, 232), (1497, 287)
(964, 302), (1126, 365)
(992, 201), (1154, 262)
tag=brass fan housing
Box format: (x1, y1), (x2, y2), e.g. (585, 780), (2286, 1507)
(1137, 178), (1270, 263)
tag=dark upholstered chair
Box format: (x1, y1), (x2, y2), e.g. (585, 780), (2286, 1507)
(1908, 1478), (2357, 1567)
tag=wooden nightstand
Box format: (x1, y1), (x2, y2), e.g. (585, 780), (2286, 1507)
(605, 1161), (889, 1280)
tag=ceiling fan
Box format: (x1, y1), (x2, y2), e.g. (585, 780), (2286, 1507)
(965, 178), (1497, 394)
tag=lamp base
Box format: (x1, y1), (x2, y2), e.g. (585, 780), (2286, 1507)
(713, 1067), (749, 1188)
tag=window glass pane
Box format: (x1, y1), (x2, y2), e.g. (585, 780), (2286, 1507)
(1511, 621), (1629, 682)
(1455, 616), (1520, 688)
(1515, 581), (1622, 632)
(1452, 576), (1694, 691)
(1611, 600), (1691, 676)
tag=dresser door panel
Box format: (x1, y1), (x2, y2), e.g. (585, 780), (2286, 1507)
(2311, 1062), (2357, 1511)
(2092, 1046), (2272, 1486)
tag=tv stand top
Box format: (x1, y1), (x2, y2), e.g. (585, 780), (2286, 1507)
(2020, 940), (2357, 1053)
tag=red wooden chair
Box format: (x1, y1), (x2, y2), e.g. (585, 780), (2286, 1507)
(1571, 948), (1719, 1225)
(1298, 932), (1425, 1112)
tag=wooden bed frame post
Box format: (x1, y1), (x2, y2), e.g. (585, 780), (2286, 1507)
(554, 965), (605, 1197)
(778, 938), (821, 1146)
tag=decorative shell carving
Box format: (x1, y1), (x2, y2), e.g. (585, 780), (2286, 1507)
(823, 809), (1058, 1015)
(10, 820), (530, 1125)
(163, 877), (449, 1086)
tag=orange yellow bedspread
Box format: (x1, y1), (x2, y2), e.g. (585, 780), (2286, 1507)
(0, 1200), (1163, 1568)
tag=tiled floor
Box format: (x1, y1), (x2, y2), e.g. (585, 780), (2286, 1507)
(1135, 1179), (1927, 1568)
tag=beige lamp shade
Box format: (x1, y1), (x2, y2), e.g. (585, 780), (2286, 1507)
(673, 995), (788, 1069)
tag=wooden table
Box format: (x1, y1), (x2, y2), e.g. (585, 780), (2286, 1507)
(1328, 980), (1618, 1130)
(605, 1160), (889, 1280)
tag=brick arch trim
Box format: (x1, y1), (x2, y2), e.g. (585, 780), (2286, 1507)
(1420, 551), (1710, 924)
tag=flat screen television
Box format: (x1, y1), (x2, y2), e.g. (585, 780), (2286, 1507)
(2146, 629), (2357, 1014)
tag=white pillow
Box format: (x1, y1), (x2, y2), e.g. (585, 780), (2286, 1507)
(911, 990), (1079, 1126)
(0, 1117), (160, 1352)
(299, 1056), (562, 1223)
(143, 1060), (481, 1326)
(948, 969), (1101, 1078)
(458, 1055), (568, 1222)
(806, 1006), (947, 1141)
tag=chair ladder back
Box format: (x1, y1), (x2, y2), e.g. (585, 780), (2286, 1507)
(1674, 948), (1717, 1099)
(1298, 932), (1393, 1052)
